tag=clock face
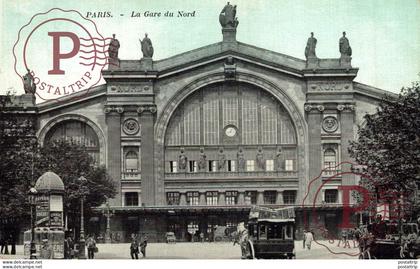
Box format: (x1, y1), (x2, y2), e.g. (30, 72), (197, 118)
(225, 126), (237, 137)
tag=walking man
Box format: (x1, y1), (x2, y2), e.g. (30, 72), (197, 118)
(86, 235), (97, 259)
(130, 234), (139, 259)
(140, 235), (148, 258)
(305, 230), (314, 250)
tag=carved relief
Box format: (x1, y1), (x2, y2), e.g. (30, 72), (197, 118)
(104, 106), (124, 114)
(123, 118), (140, 135)
(137, 105), (157, 114)
(109, 85), (151, 93)
(322, 116), (339, 133)
(309, 82), (351, 92)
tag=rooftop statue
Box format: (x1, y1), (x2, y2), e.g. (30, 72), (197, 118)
(140, 33), (154, 58)
(219, 2), (239, 28)
(23, 68), (36, 95)
(339, 31), (352, 57)
(108, 34), (120, 59)
(305, 32), (317, 59)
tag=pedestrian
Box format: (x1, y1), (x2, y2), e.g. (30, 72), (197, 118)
(0, 235), (5, 254)
(200, 232), (204, 243)
(140, 235), (148, 258)
(86, 235), (97, 259)
(305, 230), (314, 250)
(130, 234), (139, 259)
(302, 230), (306, 249)
(39, 239), (53, 259)
(64, 236), (74, 259)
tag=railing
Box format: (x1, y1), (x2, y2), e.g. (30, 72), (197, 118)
(121, 171), (141, 180)
(165, 171), (298, 179)
(322, 170), (341, 177)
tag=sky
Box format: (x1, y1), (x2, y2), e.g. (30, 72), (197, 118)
(0, 0), (419, 100)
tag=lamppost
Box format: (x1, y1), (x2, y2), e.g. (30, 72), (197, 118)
(28, 187), (38, 259)
(78, 176), (88, 259)
(102, 198), (114, 244)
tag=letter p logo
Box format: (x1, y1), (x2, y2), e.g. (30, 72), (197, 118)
(48, 32), (80, 75)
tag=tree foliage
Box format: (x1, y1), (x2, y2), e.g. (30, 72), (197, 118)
(349, 82), (420, 214)
(0, 96), (116, 233)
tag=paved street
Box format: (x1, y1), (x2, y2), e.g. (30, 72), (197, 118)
(1, 240), (359, 259)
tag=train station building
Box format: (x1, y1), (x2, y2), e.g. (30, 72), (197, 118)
(11, 5), (395, 242)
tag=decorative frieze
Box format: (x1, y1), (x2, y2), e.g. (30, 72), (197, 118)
(109, 85), (152, 94)
(308, 81), (351, 92)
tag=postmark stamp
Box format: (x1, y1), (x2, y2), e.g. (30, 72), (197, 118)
(301, 161), (413, 257)
(13, 8), (117, 102)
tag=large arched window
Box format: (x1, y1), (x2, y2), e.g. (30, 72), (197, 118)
(45, 120), (100, 163)
(165, 82), (297, 146)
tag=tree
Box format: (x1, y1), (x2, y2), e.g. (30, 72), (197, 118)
(349, 82), (420, 218)
(0, 94), (116, 247)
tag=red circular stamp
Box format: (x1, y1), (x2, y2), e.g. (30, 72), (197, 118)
(13, 8), (115, 102)
(300, 161), (412, 257)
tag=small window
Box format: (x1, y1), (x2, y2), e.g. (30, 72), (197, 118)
(209, 160), (218, 172)
(125, 151), (138, 172)
(189, 161), (198, 172)
(246, 160), (255, 171)
(266, 160), (274, 171)
(325, 189), (338, 203)
(225, 191), (238, 205)
(324, 149), (337, 170)
(187, 191), (199, 205)
(125, 192), (139, 206)
(264, 191), (277, 204)
(227, 160), (236, 172)
(285, 160), (294, 171)
(167, 192), (180, 205)
(206, 191), (218, 205)
(283, 190), (297, 205)
(170, 161), (178, 173)
(245, 191), (257, 205)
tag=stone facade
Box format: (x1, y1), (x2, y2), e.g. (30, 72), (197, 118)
(16, 18), (396, 243)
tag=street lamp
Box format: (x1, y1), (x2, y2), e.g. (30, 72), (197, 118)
(102, 198), (114, 244)
(28, 187), (38, 259)
(78, 176), (88, 259)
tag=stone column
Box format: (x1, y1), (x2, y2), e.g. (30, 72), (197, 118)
(306, 104), (323, 204)
(276, 191), (283, 205)
(219, 192), (225, 206)
(237, 192), (245, 205)
(199, 192), (206, 206)
(180, 193), (187, 206)
(139, 107), (155, 205)
(257, 191), (264, 205)
(106, 109), (122, 206)
(340, 105), (356, 186)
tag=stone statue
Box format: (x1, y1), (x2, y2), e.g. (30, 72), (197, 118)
(237, 147), (246, 171)
(339, 31), (352, 57)
(178, 148), (187, 171)
(108, 34), (120, 59)
(256, 147), (265, 170)
(23, 68), (36, 94)
(305, 32), (317, 59)
(219, 2), (239, 28)
(276, 147), (283, 171)
(218, 148), (226, 170)
(140, 33), (154, 58)
(198, 148), (207, 171)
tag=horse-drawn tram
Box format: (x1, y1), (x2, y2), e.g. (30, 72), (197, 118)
(247, 206), (296, 259)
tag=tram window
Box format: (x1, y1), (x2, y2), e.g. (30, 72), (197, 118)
(284, 225), (293, 239)
(259, 224), (267, 240)
(267, 224), (283, 239)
